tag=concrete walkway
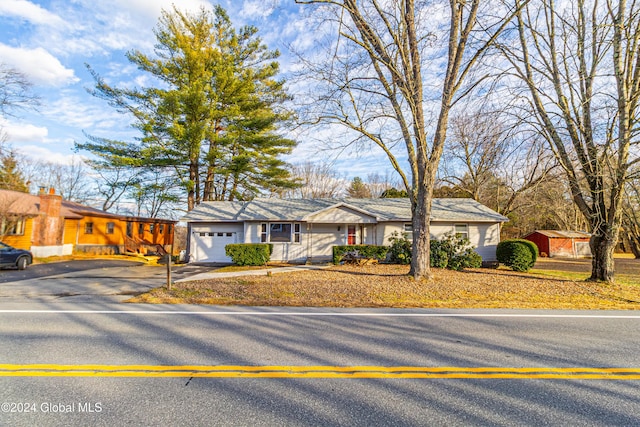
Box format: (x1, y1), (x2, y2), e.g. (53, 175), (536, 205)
(175, 264), (332, 283)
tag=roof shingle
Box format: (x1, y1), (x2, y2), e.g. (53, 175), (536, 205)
(182, 198), (508, 223)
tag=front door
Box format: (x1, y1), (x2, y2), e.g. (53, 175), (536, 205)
(347, 225), (356, 245)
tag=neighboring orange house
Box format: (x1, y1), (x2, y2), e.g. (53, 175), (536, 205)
(0, 187), (176, 257)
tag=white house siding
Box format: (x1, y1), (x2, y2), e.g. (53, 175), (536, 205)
(469, 223), (501, 261)
(245, 222), (307, 262)
(306, 223), (344, 261)
(430, 221), (501, 261)
(305, 206), (377, 224)
(376, 223), (411, 246)
(377, 221), (500, 262)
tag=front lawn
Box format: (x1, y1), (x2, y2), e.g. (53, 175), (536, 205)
(128, 263), (640, 309)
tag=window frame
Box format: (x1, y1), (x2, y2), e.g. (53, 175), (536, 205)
(454, 223), (469, 240)
(106, 222), (115, 235)
(269, 223), (293, 243)
(84, 222), (94, 235)
(260, 222), (301, 244)
(1, 217), (25, 236)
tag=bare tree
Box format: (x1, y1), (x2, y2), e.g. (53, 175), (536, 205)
(502, 0), (640, 282)
(92, 165), (140, 212)
(441, 109), (557, 217)
(24, 158), (93, 204)
(622, 179), (640, 258)
(295, 0), (522, 279)
(440, 110), (509, 203)
(0, 63), (39, 118)
(285, 161), (345, 198)
(128, 170), (181, 219)
(366, 171), (402, 198)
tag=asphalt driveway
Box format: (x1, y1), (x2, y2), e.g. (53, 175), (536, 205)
(0, 259), (216, 302)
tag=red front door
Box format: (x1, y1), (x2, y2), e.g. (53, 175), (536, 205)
(347, 225), (356, 245)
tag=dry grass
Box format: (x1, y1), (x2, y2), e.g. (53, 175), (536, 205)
(128, 264), (640, 309)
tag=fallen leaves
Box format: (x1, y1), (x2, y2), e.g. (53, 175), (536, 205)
(129, 264), (640, 309)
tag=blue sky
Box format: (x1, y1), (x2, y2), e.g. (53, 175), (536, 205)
(0, 0), (397, 181)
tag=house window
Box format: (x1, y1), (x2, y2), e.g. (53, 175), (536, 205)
(260, 223), (268, 242)
(85, 222), (94, 234)
(270, 223), (292, 242)
(150, 224), (155, 234)
(1, 218), (25, 236)
(138, 223), (144, 235)
(404, 223), (413, 240)
(106, 222), (115, 234)
(126, 222), (133, 238)
(455, 224), (469, 239)
(294, 223), (301, 243)
(159, 224), (164, 234)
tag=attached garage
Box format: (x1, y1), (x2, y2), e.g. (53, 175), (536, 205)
(188, 223), (243, 263)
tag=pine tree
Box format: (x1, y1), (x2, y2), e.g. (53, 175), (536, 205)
(347, 177), (372, 198)
(0, 147), (28, 192)
(77, 6), (297, 210)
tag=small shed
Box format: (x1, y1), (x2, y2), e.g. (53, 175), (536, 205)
(523, 230), (591, 258)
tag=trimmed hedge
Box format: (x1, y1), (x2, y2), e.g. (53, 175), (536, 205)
(225, 243), (273, 266)
(333, 245), (389, 265)
(496, 239), (537, 272)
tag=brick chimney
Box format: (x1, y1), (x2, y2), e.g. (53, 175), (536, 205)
(39, 187), (62, 218)
(35, 188), (64, 246)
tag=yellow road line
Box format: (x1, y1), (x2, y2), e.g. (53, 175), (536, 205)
(0, 364), (639, 379)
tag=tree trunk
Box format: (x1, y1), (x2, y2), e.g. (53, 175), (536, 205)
(589, 226), (618, 282)
(187, 160), (198, 211)
(409, 183), (433, 280)
(627, 234), (640, 259)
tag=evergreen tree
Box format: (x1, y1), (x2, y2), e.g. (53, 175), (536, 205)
(0, 146), (28, 192)
(77, 6), (297, 210)
(347, 177), (372, 198)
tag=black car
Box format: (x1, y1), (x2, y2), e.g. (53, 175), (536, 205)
(0, 242), (33, 270)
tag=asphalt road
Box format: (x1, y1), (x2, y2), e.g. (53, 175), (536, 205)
(0, 261), (639, 426)
(0, 304), (638, 426)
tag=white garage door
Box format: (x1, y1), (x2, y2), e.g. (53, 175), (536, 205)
(192, 231), (237, 263)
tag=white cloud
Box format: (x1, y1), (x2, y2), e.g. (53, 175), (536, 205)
(0, 118), (48, 143)
(240, 1), (277, 19)
(15, 144), (76, 165)
(111, 0), (211, 23)
(0, 44), (78, 86)
(0, 0), (66, 27)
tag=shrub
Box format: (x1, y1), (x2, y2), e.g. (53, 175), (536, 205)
(514, 239), (539, 268)
(386, 231), (482, 271)
(429, 240), (449, 269)
(496, 240), (534, 272)
(387, 232), (412, 264)
(433, 233), (482, 271)
(225, 243), (272, 266)
(333, 245), (389, 265)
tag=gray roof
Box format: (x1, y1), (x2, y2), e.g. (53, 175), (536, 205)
(525, 230), (591, 239)
(182, 198), (508, 223)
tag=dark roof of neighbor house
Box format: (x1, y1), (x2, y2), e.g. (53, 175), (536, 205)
(62, 200), (120, 219)
(182, 197), (509, 223)
(525, 230), (591, 239)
